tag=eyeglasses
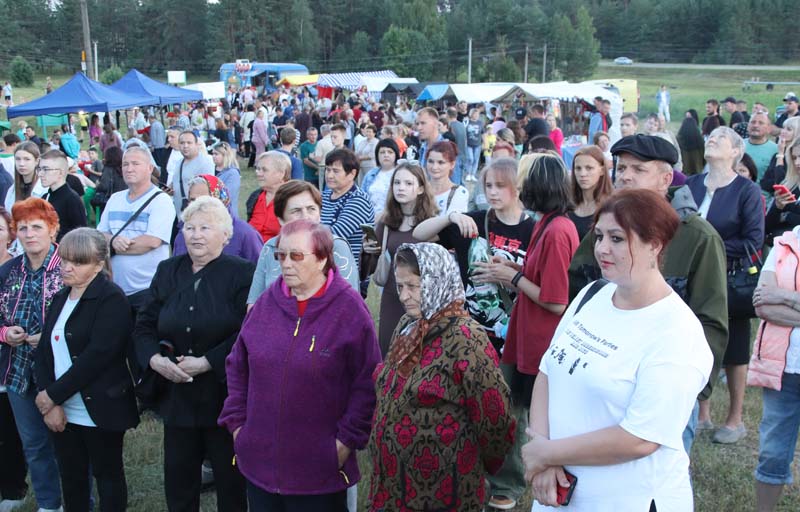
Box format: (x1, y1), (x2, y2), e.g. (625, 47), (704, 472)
(273, 250), (315, 262)
(36, 167), (62, 174)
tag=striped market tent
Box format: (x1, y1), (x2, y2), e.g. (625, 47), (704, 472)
(316, 70), (398, 90)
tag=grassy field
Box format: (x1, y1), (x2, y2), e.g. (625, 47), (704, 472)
(8, 66), (800, 510)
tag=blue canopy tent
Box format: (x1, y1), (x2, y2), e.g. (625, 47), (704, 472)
(110, 69), (202, 105)
(7, 72), (156, 119)
(415, 84), (451, 102)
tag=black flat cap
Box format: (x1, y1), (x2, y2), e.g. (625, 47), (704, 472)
(610, 134), (679, 165)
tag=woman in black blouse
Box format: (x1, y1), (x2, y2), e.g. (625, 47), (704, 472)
(134, 196), (255, 512)
(686, 126), (765, 445)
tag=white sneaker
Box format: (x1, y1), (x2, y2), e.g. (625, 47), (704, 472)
(0, 499), (25, 512)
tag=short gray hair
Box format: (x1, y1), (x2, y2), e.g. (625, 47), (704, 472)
(256, 150), (292, 182)
(710, 126), (745, 166)
(181, 196), (232, 241)
(122, 145), (152, 164)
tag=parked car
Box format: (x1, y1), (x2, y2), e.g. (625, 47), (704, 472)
(614, 57), (634, 65)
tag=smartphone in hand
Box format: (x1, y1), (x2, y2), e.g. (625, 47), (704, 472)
(773, 184), (796, 201)
(556, 470), (578, 506)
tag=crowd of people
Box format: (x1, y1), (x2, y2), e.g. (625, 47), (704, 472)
(0, 82), (799, 512)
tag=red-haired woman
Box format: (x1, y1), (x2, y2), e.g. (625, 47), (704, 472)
(568, 145), (613, 240)
(522, 189), (713, 511)
(0, 198), (64, 511)
(425, 141), (469, 217)
(220, 220), (381, 511)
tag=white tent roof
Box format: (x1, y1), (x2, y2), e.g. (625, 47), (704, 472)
(490, 82), (620, 104)
(359, 76), (417, 93)
(447, 83), (515, 103)
(183, 81), (226, 100)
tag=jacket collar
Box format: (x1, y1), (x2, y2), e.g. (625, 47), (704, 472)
(79, 272), (109, 300)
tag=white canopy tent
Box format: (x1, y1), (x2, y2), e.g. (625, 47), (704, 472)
(183, 81), (226, 100)
(358, 76), (418, 94)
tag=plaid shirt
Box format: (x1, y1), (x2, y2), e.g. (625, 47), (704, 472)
(0, 246), (63, 395)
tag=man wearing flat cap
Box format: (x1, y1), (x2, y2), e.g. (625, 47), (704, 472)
(773, 93), (800, 133)
(568, 134), (729, 454)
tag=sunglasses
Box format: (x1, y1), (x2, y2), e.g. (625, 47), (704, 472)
(273, 250), (314, 262)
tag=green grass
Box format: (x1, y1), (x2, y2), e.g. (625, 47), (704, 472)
(595, 65), (798, 132)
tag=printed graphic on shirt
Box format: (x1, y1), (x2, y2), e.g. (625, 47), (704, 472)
(547, 318), (620, 375)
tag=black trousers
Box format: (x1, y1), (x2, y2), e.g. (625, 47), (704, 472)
(246, 481), (347, 512)
(164, 425), (246, 512)
(52, 423), (127, 512)
(0, 392), (27, 500)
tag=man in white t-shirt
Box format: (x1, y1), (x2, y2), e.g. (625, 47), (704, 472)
(164, 127), (183, 188)
(97, 146), (175, 309)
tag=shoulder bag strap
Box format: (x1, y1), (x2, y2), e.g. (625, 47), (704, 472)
(109, 190), (163, 247)
(445, 185), (458, 211)
(574, 278), (609, 315)
(178, 159), (187, 201)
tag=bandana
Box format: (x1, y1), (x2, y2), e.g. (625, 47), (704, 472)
(387, 242), (468, 378)
(193, 174), (231, 208)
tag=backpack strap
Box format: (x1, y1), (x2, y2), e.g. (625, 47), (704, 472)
(575, 279), (609, 315)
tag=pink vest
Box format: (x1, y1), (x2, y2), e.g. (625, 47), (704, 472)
(748, 231), (800, 391)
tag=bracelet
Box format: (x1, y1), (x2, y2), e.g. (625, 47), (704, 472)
(511, 271), (524, 287)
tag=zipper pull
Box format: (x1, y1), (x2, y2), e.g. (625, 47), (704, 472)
(232, 455), (236, 466)
(309, 335), (316, 352)
(293, 317), (301, 337)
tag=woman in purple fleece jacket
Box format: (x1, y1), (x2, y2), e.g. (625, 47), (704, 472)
(219, 219), (381, 511)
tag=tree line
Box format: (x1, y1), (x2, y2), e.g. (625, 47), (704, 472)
(2, 0), (797, 85)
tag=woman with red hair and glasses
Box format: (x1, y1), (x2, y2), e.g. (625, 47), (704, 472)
(221, 219), (381, 511)
(0, 198), (64, 512)
(522, 189), (712, 511)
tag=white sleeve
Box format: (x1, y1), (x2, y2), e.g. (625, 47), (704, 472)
(619, 324), (709, 451)
(762, 245), (778, 273)
(144, 194), (176, 243)
(538, 282), (592, 375)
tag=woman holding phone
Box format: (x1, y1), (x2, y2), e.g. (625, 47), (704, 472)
(523, 189), (712, 510)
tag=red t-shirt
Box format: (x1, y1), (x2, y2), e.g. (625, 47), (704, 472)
(249, 191), (281, 241)
(502, 214), (579, 374)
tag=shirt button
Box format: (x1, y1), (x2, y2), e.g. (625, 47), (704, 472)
(186, 327), (191, 333)
(188, 349), (193, 355)
(189, 306), (194, 312)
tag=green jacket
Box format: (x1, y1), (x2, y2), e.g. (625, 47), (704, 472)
(567, 185), (728, 401)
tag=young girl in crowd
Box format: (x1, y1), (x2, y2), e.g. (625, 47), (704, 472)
(364, 162), (438, 355)
(568, 145), (613, 240)
(425, 140), (469, 217)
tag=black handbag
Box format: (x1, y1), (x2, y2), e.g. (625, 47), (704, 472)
(133, 340), (176, 406)
(727, 242), (763, 318)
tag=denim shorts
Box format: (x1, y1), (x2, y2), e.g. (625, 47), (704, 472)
(756, 372), (800, 485)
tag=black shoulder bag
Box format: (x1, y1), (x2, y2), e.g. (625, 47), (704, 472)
(109, 190), (162, 257)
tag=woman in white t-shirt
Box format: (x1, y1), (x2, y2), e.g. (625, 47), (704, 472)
(522, 189), (712, 511)
(426, 140), (469, 216)
(361, 138), (400, 219)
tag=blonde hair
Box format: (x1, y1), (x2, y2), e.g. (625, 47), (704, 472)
(181, 196), (233, 242)
(212, 143), (239, 170)
(784, 137), (800, 191)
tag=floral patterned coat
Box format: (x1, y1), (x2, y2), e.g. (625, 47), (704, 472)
(368, 315), (515, 511)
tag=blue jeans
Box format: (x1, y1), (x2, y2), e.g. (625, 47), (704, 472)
(682, 400), (700, 455)
(7, 389), (62, 509)
(466, 146), (482, 176)
(756, 373), (800, 485)
(451, 155), (465, 186)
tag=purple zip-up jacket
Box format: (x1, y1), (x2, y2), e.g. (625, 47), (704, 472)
(219, 267), (380, 495)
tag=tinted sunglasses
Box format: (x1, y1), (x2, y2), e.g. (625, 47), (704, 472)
(273, 250), (314, 262)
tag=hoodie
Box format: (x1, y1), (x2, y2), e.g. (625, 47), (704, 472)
(219, 268), (381, 495)
(567, 185), (729, 401)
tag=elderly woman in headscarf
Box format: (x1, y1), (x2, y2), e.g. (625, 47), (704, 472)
(367, 242), (515, 512)
(172, 174), (263, 264)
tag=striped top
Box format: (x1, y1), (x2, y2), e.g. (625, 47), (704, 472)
(321, 185), (374, 269)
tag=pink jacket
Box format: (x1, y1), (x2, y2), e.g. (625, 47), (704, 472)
(748, 230), (800, 391)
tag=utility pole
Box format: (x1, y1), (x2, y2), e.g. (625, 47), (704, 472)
(79, 0), (94, 79)
(524, 44), (529, 82)
(93, 40), (99, 80)
(467, 37), (472, 84)
(542, 43), (548, 83)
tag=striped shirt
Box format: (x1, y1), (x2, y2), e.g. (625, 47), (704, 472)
(321, 185), (374, 269)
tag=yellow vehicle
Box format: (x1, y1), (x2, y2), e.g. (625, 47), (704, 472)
(585, 79), (639, 113)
